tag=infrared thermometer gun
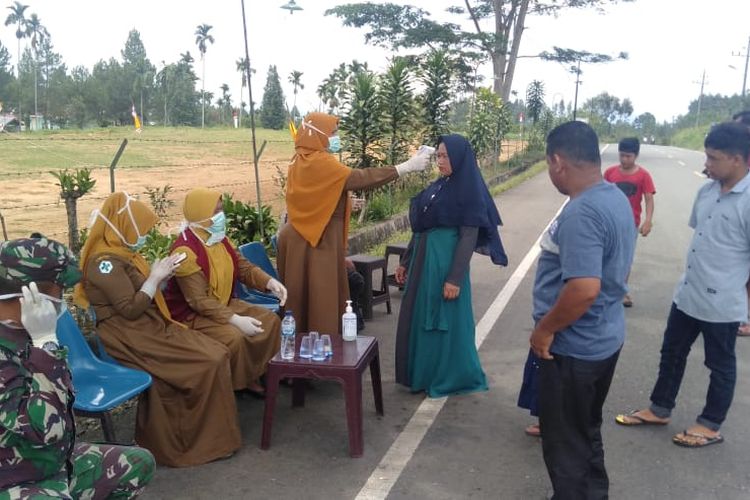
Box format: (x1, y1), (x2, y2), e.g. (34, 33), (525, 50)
(418, 145), (436, 156)
(173, 252), (188, 266)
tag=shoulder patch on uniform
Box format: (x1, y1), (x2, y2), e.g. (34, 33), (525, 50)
(98, 260), (113, 274)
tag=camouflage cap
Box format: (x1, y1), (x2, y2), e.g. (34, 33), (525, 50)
(0, 237), (82, 290)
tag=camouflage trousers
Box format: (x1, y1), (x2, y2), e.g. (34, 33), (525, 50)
(1, 442), (155, 500)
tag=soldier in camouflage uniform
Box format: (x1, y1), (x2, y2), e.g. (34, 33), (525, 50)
(0, 237), (155, 499)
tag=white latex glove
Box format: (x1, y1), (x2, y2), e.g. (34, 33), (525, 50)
(141, 255), (182, 298)
(266, 278), (287, 306)
(229, 314), (264, 336)
(20, 282), (58, 346)
(395, 146), (432, 176)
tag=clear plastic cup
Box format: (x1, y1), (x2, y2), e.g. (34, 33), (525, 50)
(322, 334), (333, 357)
(312, 339), (326, 361)
(309, 331), (319, 345)
(299, 335), (312, 359)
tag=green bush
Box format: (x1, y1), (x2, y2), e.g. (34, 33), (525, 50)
(366, 190), (396, 222)
(222, 193), (277, 247)
(139, 229), (176, 263)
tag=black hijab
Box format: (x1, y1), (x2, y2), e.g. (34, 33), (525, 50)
(409, 134), (508, 266)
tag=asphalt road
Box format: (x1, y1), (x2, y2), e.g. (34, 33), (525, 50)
(139, 144), (750, 500)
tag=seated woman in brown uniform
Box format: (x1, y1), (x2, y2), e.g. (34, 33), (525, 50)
(164, 188), (286, 396)
(75, 192), (241, 467)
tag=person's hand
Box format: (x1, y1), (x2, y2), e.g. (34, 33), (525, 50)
(141, 254), (183, 298)
(530, 327), (555, 360)
(395, 149), (431, 176)
(344, 257), (356, 272)
(150, 255), (182, 282)
(266, 278), (287, 306)
(395, 265), (408, 286)
(20, 282), (58, 346)
(229, 314), (264, 336)
(639, 220), (653, 237)
(443, 282), (460, 300)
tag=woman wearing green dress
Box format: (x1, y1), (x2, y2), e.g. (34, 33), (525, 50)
(395, 134), (508, 397)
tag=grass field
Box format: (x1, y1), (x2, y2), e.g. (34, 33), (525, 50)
(0, 126), (295, 242)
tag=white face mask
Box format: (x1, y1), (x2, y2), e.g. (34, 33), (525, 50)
(89, 192), (148, 249)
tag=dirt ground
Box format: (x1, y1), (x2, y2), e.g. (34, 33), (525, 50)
(0, 139), (525, 243)
(0, 158), (289, 242)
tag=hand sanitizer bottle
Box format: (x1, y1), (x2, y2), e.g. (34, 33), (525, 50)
(342, 300), (358, 341)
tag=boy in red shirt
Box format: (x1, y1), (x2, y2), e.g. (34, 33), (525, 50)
(604, 137), (656, 307)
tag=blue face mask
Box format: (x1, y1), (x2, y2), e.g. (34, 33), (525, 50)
(205, 211), (226, 246)
(132, 235), (148, 250)
(327, 135), (341, 154)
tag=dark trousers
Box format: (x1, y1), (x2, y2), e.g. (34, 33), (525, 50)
(539, 350), (620, 500)
(649, 303), (738, 430)
(347, 268), (365, 329)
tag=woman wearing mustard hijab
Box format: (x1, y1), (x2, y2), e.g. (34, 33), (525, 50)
(277, 112), (431, 336)
(164, 188), (284, 396)
(76, 192), (241, 467)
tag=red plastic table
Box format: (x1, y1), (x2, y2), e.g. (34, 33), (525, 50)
(260, 335), (384, 457)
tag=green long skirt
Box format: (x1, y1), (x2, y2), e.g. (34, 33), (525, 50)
(404, 228), (488, 398)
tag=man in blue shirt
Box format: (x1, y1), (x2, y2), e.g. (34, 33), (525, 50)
(531, 121), (636, 500)
(616, 121), (750, 448)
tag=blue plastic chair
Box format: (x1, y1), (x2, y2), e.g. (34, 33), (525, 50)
(236, 241), (281, 313)
(56, 311), (152, 443)
(238, 241), (279, 281)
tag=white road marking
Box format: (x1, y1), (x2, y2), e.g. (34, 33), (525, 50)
(693, 170), (708, 178)
(678, 160), (686, 166)
(355, 207), (568, 500)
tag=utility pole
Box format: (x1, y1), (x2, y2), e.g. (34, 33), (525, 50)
(694, 70), (706, 127)
(573, 59), (582, 121)
(733, 36), (749, 101)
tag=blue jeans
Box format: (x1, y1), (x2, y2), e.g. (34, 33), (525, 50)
(649, 303), (738, 431)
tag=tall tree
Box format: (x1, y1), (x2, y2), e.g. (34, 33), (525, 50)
(419, 49), (453, 145)
(525, 79), (545, 124)
(259, 65), (285, 129)
(219, 82), (231, 124)
(121, 29), (155, 126)
(0, 41), (13, 107)
(25, 13), (47, 119)
(378, 57), (416, 165)
(236, 57), (253, 127)
(156, 61), (172, 125)
(194, 23), (214, 128)
(340, 71), (382, 169)
(288, 70), (304, 113)
(3, 1), (27, 75)
(326, 1), (633, 101)
(4, 1), (28, 119)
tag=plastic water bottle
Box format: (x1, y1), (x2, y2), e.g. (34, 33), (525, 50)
(342, 300), (358, 341)
(280, 311), (296, 360)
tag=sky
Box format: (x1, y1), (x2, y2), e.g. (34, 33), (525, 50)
(1, 0), (749, 124)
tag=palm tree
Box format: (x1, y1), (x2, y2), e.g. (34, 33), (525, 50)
(194, 23), (214, 128)
(288, 70), (304, 114)
(4, 2), (27, 75)
(4, 1), (29, 120)
(236, 57), (250, 128)
(219, 83), (230, 124)
(25, 13), (48, 119)
(156, 61), (171, 125)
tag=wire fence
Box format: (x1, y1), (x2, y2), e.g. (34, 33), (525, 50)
(0, 135), (527, 244)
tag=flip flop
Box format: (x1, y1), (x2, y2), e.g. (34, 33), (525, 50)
(672, 430), (724, 448)
(615, 410), (669, 426)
